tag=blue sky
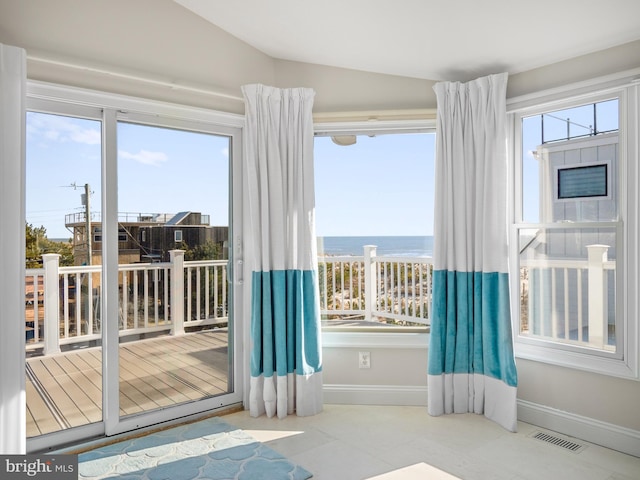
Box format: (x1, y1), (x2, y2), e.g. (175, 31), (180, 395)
(27, 99), (616, 240)
(314, 133), (435, 236)
(26, 112), (436, 239)
(26, 113), (229, 239)
(26, 112), (102, 238)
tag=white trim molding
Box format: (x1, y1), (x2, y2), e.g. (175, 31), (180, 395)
(27, 80), (245, 129)
(322, 331), (429, 349)
(518, 400), (640, 458)
(314, 118), (435, 137)
(507, 67), (640, 113)
(324, 384), (428, 407)
(26, 56), (244, 103)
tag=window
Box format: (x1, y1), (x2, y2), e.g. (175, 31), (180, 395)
(313, 126), (436, 332)
(174, 230), (183, 243)
(94, 227), (127, 242)
(556, 163), (609, 199)
(25, 82), (244, 451)
(512, 83), (638, 378)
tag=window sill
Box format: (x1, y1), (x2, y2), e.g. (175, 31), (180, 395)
(515, 341), (639, 380)
(322, 329), (429, 349)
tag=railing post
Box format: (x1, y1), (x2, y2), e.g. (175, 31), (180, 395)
(42, 254), (61, 355)
(363, 245), (377, 322)
(587, 244), (609, 349)
(170, 250), (185, 336)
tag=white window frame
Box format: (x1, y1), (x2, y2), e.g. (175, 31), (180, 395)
(314, 118), (436, 348)
(25, 80), (246, 451)
(508, 72), (640, 380)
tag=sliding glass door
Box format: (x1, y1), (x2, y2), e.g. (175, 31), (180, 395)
(25, 90), (244, 450)
(115, 117), (235, 423)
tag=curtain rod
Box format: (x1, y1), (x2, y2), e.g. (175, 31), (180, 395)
(26, 55), (245, 102)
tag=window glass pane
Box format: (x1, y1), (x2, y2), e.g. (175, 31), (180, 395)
(518, 97), (620, 354)
(522, 116), (542, 223)
(595, 99), (619, 133)
(533, 99), (617, 145)
(522, 99), (618, 223)
(541, 104), (595, 143)
(519, 227), (616, 351)
(117, 122), (232, 418)
(314, 133), (435, 328)
(25, 111), (103, 437)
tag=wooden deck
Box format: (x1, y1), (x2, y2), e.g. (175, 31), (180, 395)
(26, 330), (229, 438)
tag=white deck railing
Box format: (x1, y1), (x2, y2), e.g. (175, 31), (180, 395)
(25, 250), (229, 354)
(25, 244), (614, 351)
(26, 246), (434, 353)
(318, 246), (433, 327)
(520, 244), (615, 350)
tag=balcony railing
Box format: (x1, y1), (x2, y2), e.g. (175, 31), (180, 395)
(520, 244), (616, 350)
(25, 250), (228, 355)
(64, 211), (211, 226)
(319, 246), (433, 327)
(25, 243), (615, 351)
(25, 246), (433, 354)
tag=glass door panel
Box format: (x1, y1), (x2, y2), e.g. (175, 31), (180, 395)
(25, 111), (103, 437)
(116, 121), (232, 418)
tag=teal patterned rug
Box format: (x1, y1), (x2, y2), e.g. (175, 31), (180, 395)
(78, 417), (312, 480)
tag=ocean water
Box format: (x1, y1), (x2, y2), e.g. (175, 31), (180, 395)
(317, 236), (433, 257)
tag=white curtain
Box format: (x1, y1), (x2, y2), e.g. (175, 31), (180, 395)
(0, 43), (27, 453)
(242, 84), (323, 419)
(427, 73), (518, 431)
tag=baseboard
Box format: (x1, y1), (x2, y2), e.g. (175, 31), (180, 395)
(518, 399), (640, 458)
(323, 384), (427, 406)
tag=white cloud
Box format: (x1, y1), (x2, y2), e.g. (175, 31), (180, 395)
(119, 149), (169, 167)
(70, 128), (101, 145)
(221, 147), (229, 158)
(27, 113), (101, 145)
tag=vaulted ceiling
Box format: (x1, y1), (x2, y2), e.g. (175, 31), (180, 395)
(175, 0), (640, 81)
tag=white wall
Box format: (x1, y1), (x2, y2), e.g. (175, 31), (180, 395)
(0, 0), (274, 114)
(508, 40), (640, 99)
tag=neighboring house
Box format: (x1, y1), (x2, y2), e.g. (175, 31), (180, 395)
(65, 211), (228, 265)
(523, 127), (619, 347)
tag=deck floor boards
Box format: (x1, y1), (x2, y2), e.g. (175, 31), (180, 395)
(26, 330), (229, 437)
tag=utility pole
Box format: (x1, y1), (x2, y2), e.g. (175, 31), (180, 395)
(83, 183), (92, 265)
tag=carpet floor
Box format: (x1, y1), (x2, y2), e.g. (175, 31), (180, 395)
(78, 417), (313, 480)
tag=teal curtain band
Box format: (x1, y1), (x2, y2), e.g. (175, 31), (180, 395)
(428, 269), (517, 387)
(250, 269), (322, 378)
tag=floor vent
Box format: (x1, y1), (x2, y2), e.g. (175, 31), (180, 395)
(530, 431), (585, 453)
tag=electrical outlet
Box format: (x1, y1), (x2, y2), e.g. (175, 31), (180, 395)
(359, 351), (371, 369)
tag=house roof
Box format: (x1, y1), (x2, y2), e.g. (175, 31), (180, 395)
(166, 211), (192, 226)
